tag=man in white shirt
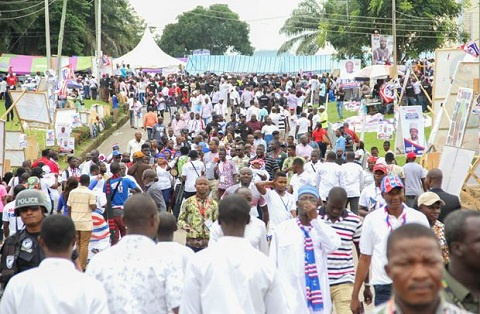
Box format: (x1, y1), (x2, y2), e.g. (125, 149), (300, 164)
(350, 175), (429, 311)
(256, 172), (296, 240)
(209, 187), (268, 255)
(339, 152), (364, 215)
(0, 215), (108, 314)
(181, 194), (288, 314)
(86, 194), (183, 314)
(296, 112), (311, 140)
(2, 185), (26, 238)
(304, 149), (322, 183)
(246, 102), (260, 122)
(270, 185), (341, 314)
(358, 163), (387, 217)
(288, 158), (315, 201)
(402, 152), (427, 207)
(156, 212), (194, 275)
(317, 152), (342, 202)
(295, 135), (314, 160)
(181, 150), (205, 198)
(126, 131), (145, 160)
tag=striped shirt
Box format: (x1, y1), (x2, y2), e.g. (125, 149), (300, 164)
(318, 207), (362, 286)
(91, 209), (110, 242)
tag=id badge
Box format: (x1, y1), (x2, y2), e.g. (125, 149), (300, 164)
(219, 175), (226, 183)
(204, 219), (213, 230)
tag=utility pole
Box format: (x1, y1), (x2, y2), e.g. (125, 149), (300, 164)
(392, 0), (397, 77)
(45, 0), (51, 70)
(95, 0), (102, 98)
(56, 0), (68, 82)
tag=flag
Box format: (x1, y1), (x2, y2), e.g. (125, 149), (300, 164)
(102, 54), (111, 66)
(380, 83), (395, 104)
(58, 64), (75, 98)
(459, 42), (480, 58)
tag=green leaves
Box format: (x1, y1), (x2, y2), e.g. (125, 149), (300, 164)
(157, 4), (254, 57)
(0, 0), (143, 57)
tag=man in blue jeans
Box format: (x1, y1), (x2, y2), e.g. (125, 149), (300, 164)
(336, 86), (345, 119)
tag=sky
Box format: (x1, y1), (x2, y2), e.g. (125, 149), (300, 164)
(128, 0), (305, 51)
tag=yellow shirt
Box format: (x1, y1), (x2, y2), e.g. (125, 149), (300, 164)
(67, 186), (96, 231)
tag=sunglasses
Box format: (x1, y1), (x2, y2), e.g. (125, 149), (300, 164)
(18, 206), (42, 213)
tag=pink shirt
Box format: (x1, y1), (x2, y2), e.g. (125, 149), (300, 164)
(0, 185), (7, 213)
(295, 144), (313, 160)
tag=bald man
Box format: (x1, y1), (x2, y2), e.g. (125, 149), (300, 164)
(86, 194), (182, 314)
(156, 212), (194, 275)
(143, 169), (167, 213)
(413, 168), (461, 222)
(127, 131), (145, 160)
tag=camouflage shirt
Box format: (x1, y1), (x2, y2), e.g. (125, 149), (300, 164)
(178, 195), (218, 239)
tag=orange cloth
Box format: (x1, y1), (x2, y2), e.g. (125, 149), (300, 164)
(143, 112), (158, 128)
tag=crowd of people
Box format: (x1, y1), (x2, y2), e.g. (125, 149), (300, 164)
(0, 68), (477, 314)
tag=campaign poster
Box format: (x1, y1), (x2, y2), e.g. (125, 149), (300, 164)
(377, 122), (394, 140)
(46, 130), (55, 147)
(447, 87), (474, 147)
(19, 134), (27, 149)
(58, 137), (75, 156)
(400, 106), (425, 155)
(372, 34), (394, 65)
(339, 59), (361, 78)
(55, 124), (71, 142)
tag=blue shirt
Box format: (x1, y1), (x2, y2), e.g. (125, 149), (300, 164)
(335, 136), (346, 154)
(112, 95), (119, 109)
(103, 177), (137, 207)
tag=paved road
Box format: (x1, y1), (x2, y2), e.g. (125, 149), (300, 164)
(95, 113), (189, 244)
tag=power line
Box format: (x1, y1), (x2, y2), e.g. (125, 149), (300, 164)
(0, 0), (55, 20)
(0, 0), (40, 4)
(0, 0), (44, 13)
(287, 18), (442, 33)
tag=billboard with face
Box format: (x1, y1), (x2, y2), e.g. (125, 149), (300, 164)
(372, 34), (393, 65)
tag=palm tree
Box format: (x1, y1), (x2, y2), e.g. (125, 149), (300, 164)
(278, 0), (324, 55)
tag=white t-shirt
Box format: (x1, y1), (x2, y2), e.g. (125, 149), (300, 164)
(2, 201), (24, 236)
(316, 162), (342, 201)
(261, 124), (278, 136)
(359, 184), (385, 212)
(296, 117), (311, 134)
(181, 160), (205, 193)
(288, 113), (298, 137)
(263, 189), (295, 236)
(360, 205), (429, 285)
(246, 106), (260, 122)
(289, 171), (315, 201)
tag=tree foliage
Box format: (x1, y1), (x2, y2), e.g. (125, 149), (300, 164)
(0, 0), (144, 56)
(280, 0), (466, 60)
(158, 4), (254, 57)
(278, 0), (323, 55)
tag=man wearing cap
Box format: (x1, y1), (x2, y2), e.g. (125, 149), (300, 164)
(402, 151), (427, 207)
(358, 163), (387, 217)
(270, 184), (340, 314)
(351, 175), (429, 311)
(0, 190), (64, 289)
(318, 105), (328, 129)
(417, 192), (449, 263)
(127, 151), (151, 191)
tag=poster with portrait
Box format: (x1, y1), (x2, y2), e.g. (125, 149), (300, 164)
(339, 59), (361, 78)
(446, 87), (474, 147)
(46, 130), (55, 147)
(55, 123), (71, 142)
(372, 34), (394, 65)
(377, 122), (394, 140)
(400, 106), (425, 155)
(58, 137), (75, 156)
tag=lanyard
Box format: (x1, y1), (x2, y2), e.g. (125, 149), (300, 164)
(311, 163), (317, 173)
(195, 197), (210, 217)
(385, 206), (406, 232)
(277, 192), (290, 212)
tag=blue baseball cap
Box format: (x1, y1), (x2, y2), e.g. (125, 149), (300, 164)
(112, 150), (121, 157)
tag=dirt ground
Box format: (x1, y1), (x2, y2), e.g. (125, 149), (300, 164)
(461, 186), (480, 210)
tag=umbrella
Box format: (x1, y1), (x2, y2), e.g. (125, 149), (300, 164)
(355, 65), (392, 80)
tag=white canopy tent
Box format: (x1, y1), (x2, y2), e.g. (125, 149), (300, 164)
(114, 28), (185, 70)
